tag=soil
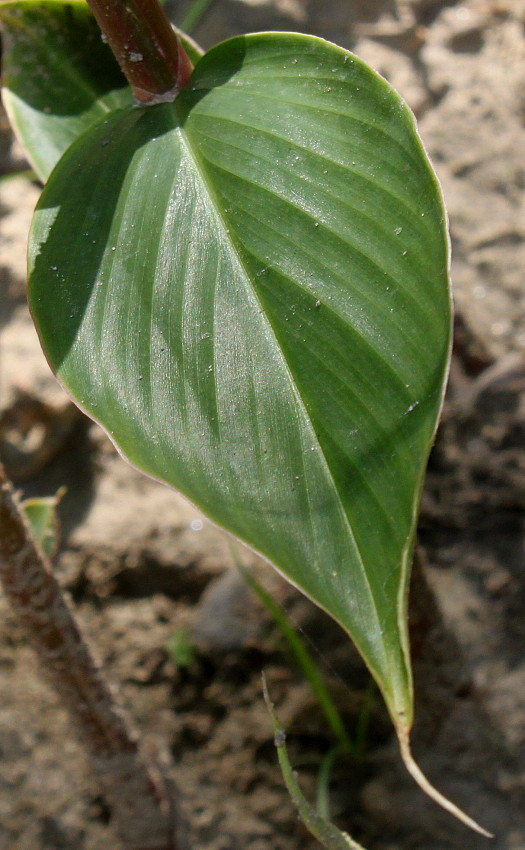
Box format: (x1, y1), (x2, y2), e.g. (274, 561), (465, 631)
(1, 1), (524, 848)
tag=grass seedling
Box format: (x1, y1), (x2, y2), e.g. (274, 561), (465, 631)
(166, 627), (198, 668)
(239, 562), (376, 822)
(178, 0), (215, 34)
(263, 675), (367, 850)
(239, 563), (354, 755)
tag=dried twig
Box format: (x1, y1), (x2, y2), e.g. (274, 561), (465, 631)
(0, 463), (189, 850)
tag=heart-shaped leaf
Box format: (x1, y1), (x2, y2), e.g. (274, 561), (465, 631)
(0, 0), (203, 181)
(29, 32), (450, 741)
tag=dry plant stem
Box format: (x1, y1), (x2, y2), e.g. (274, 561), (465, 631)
(85, 0), (193, 102)
(0, 464), (188, 850)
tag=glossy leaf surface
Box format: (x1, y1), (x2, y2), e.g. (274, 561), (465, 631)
(0, 0), (203, 181)
(29, 33), (451, 730)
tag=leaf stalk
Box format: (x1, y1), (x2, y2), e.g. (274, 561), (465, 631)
(85, 0), (193, 102)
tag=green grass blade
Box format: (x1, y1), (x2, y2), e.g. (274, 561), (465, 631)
(353, 678), (376, 760)
(316, 745), (341, 821)
(263, 676), (367, 850)
(179, 0), (214, 34)
(240, 564), (354, 754)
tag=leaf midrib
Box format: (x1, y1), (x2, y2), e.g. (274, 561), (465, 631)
(210, 176), (438, 370)
(176, 109), (390, 671)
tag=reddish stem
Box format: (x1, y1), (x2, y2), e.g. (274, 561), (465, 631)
(85, 0), (193, 102)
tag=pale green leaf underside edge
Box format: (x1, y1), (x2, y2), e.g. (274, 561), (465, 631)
(0, 0), (203, 182)
(28, 33), (451, 727)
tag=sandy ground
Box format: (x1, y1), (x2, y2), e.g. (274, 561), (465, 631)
(1, 1), (525, 848)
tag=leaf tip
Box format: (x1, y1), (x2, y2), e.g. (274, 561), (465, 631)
(397, 728), (494, 838)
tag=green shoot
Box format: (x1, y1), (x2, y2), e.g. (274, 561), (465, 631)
(316, 745), (341, 821)
(263, 675), (367, 850)
(239, 563), (354, 756)
(166, 628), (197, 668)
(179, 0), (215, 34)
(20, 488), (65, 559)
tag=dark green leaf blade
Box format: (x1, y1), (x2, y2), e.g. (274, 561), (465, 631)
(28, 33), (450, 735)
(0, 0), (203, 181)
(0, 0), (131, 181)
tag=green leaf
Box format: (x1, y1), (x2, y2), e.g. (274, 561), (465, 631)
(21, 490), (64, 558)
(0, 0), (130, 181)
(29, 32), (450, 743)
(0, 0), (203, 181)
